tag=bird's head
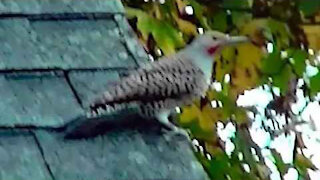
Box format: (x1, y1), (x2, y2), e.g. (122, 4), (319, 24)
(190, 31), (250, 57)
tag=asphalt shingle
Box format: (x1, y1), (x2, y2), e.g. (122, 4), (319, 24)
(0, 18), (136, 69)
(68, 70), (120, 107)
(0, 72), (83, 127)
(114, 14), (149, 66)
(35, 130), (208, 180)
(0, 0), (124, 14)
(0, 131), (52, 180)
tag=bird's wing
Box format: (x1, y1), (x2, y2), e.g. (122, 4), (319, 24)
(90, 57), (207, 109)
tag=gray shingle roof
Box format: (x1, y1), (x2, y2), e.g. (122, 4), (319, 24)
(0, 0), (124, 14)
(0, 17), (136, 69)
(0, 0), (209, 179)
(0, 72), (83, 127)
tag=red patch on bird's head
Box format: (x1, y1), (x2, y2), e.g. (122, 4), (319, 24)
(206, 45), (220, 56)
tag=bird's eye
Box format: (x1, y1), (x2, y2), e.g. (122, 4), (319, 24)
(212, 37), (217, 40)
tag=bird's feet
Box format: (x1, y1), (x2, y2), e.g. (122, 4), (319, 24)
(155, 110), (191, 143)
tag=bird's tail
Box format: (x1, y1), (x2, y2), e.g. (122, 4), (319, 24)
(87, 91), (115, 116)
(88, 92), (137, 118)
(87, 103), (127, 117)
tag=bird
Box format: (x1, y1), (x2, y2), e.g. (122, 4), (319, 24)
(89, 31), (250, 140)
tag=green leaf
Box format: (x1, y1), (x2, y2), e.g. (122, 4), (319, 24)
(272, 65), (292, 95)
(271, 149), (290, 176)
(125, 7), (185, 55)
(232, 130), (269, 179)
(206, 151), (231, 180)
(288, 49), (308, 77)
(298, 0), (320, 17)
(222, 0), (252, 9)
(189, 0), (210, 29)
(234, 108), (249, 125)
(152, 22), (185, 54)
(267, 19), (291, 48)
(233, 131), (256, 167)
(211, 11), (228, 32)
(179, 118), (215, 140)
(207, 90), (249, 125)
(262, 49), (285, 75)
(231, 12), (252, 29)
(310, 71), (320, 96)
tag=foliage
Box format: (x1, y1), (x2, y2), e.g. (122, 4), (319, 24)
(123, 0), (320, 179)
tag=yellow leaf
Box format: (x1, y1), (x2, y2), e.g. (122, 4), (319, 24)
(229, 43), (263, 99)
(199, 106), (225, 131)
(179, 104), (200, 124)
(180, 104), (228, 136)
(198, 115), (215, 131)
(237, 43), (262, 68)
(180, 105), (224, 130)
(301, 25), (320, 50)
(179, 104), (218, 140)
(214, 46), (237, 82)
(240, 19), (268, 36)
(205, 141), (224, 156)
(206, 89), (219, 100)
(229, 66), (259, 99)
(172, 14), (198, 36)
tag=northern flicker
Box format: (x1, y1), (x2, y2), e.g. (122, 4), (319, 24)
(89, 31), (250, 140)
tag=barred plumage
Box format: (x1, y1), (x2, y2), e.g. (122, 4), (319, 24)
(90, 56), (208, 118)
(89, 31), (249, 140)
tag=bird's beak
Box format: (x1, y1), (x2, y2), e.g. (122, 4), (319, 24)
(223, 35), (249, 45)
